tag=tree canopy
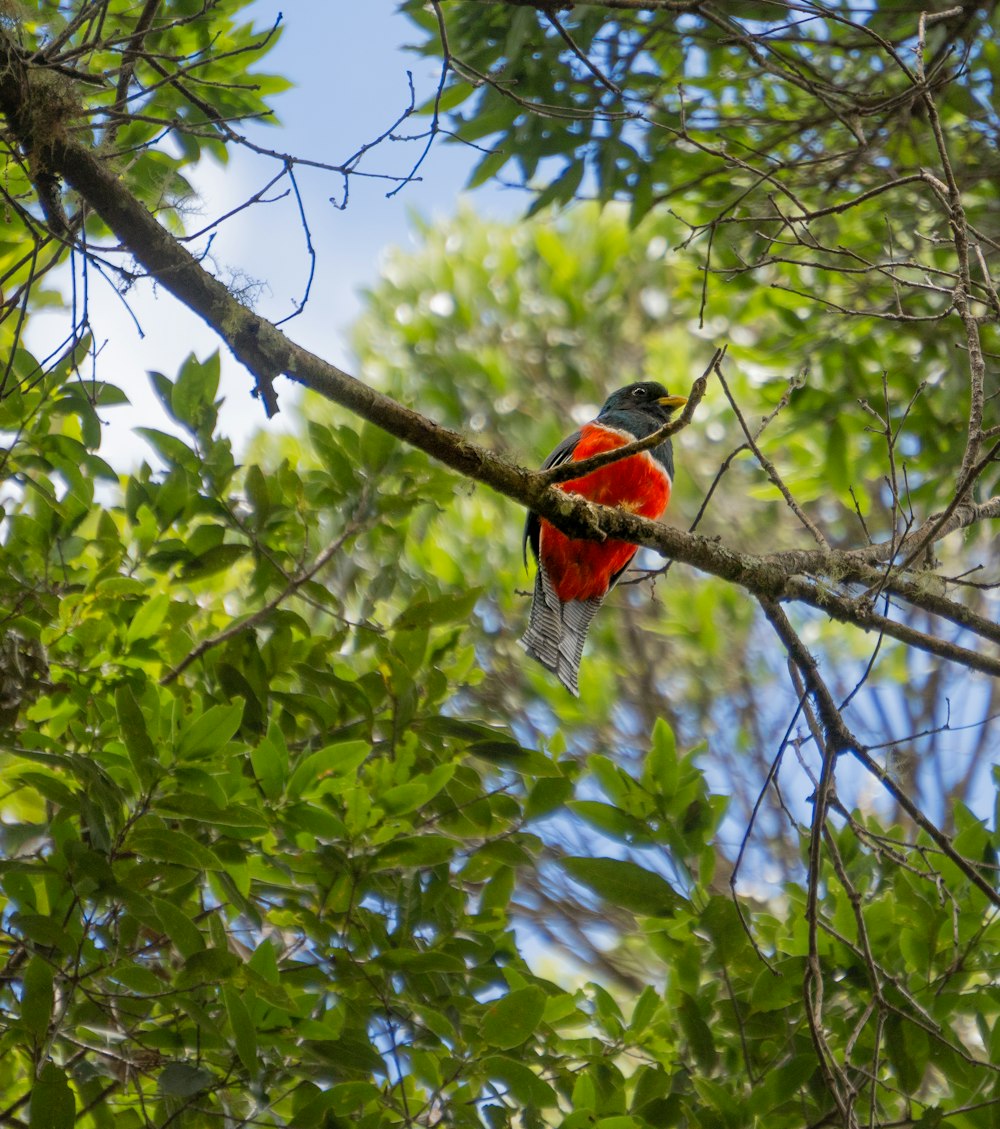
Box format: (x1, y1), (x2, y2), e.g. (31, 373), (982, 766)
(0, 3), (999, 1128)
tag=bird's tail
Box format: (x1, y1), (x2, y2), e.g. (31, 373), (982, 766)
(520, 566), (602, 697)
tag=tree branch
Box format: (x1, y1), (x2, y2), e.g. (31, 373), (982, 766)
(539, 347), (719, 484)
(2, 32), (997, 684)
(761, 597), (1000, 912)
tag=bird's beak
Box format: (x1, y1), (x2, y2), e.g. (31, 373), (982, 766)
(658, 394), (688, 410)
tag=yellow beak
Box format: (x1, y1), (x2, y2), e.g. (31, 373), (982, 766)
(658, 395), (688, 410)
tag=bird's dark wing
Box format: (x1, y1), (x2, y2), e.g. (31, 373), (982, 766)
(523, 429), (581, 567)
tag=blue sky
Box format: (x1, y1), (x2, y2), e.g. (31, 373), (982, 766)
(31, 3), (512, 465)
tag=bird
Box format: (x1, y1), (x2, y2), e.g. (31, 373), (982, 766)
(521, 381), (687, 696)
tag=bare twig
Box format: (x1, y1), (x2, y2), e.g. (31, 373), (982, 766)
(540, 347), (722, 485)
(715, 363), (828, 547)
(161, 507), (369, 684)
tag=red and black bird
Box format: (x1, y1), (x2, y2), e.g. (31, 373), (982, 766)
(521, 381), (687, 696)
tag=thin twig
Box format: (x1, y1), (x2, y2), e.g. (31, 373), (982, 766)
(715, 364), (828, 547)
(161, 508), (369, 685)
(540, 347), (722, 485)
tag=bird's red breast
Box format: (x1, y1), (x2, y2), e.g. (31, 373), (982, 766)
(539, 422), (671, 602)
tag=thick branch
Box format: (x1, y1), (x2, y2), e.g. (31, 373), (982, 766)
(2, 33), (997, 682)
(761, 598), (1000, 912)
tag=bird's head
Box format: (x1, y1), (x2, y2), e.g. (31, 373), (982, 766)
(600, 381), (687, 421)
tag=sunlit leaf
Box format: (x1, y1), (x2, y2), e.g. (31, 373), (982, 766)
(481, 986), (547, 1049)
(561, 856), (684, 917)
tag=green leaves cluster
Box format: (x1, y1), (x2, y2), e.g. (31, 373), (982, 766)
(403, 2), (1000, 509)
(0, 350), (527, 1123)
(406, 3), (1000, 233)
(351, 199), (997, 790)
(1, 2), (999, 1126)
(3, 344), (994, 1126)
(3, 343), (997, 1126)
(0, 345), (686, 1125)
(0, 4), (287, 401)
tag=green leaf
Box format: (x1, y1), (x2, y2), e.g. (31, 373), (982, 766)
(159, 1062), (214, 1097)
(11, 914), (73, 954)
(629, 172), (654, 227)
(127, 827), (223, 871)
(305, 1035), (385, 1074)
(135, 427), (196, 468)
(223, 984), (258, 1077)
(176, 702), (244, 758)
(329, 1082), (381, 1115)
(591, 983), (624, 1040)
(283, 802), (348, 840)
(180, 542), (250, 580)
(466, 147), (510, 190)
(644, 718), (678, 798)
(568, 800), (653, 844)
(481, 986), (546, 1049)
(21, 955), (54, 1038)
(248, 939), (280, 984)
(289, 1088), (339, 1128)
(885, 1013), (928, 1093)
(376, 949), (465, 973)
(251, 726), (287, 800)
(481, 1055), (558, 1108)
(245, 463), (270, 525)
(125, 592), (170, 644)
(469, 741), (564, 777)
(15, 771), (77, 809)
(630, 985), (660, 1034)
(380, 764), (455, 815)
(394, 589), (481, 630)
(755, 1055), (818, 1114)
(481, 866), (515, 916)
(525, 775), (574, 820)
(631, 1065), (671, 1112)
(148, 370), (175, 417)
(115, 684), (159, 787)
(30, 1062), (74, 1129)
(287, 740), (371, 799)
(374, 834), (457, 867)
(542, 991), (580, 1024)
(152, 896), (205, 959)
(178, 948), (240, 986)
(561, 856), (684, 917)
(679, 992), (717, 1070)
(700, 896), (748, 963)
(154, 794), (268, 834)
(172, 351), (220, 430)
(526, 160), (585, 217)
(588, 754), (640, 809)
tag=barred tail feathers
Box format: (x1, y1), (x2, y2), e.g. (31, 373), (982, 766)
(556, 594), (602, 695)
(520, 567), (563, 677)
(520, 565), (603, 697)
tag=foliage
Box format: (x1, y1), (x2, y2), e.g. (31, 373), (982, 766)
(400, 0), (1000, 569)
(2, 364), (999, 1122)
(0, 2), (999, 1128)
(350, 202), (996, 826)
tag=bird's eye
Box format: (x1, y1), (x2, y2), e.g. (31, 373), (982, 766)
(632, 387), (644, 398)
